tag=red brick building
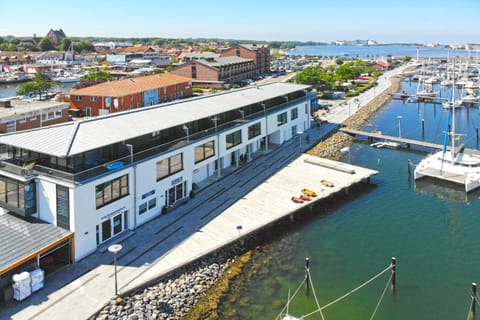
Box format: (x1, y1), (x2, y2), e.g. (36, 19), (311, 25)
(69, 73), (192, 117)
(221, 44), (270, 75)
(170, 53), (255, 87)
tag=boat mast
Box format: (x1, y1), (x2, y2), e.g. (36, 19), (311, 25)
(451, 59), (456, 162)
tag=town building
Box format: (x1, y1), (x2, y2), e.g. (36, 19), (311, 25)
(221, 44), (270, 75)
(45, 29), (66, 46)
(68, 73), (193, 117)
(0, 98), (70, 133)
(0, 82), (316, 298)
(170, 53), (255, 88)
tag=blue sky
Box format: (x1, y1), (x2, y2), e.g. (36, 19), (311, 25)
(1, 0), (479, 44)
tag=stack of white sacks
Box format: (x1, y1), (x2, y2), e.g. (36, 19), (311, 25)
(12, 268), (44, 301)
(30, 268), (45, 292)
(12, 272), (31, 301)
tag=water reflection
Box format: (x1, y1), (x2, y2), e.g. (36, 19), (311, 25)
(414, 177), (480, 204)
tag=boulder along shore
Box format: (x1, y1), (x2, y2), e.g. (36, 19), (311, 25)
(93, 76), (402, 320)
(307, 76), (402, 160)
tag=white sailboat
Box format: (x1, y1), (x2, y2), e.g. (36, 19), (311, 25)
(414, 60), (480, 192)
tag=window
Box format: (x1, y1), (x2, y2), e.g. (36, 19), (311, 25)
(75, 96), (81, 101)
(148, 198), (156, 209)
(139, 202), (147, 215)
(277, 112), (288, 126)
(56, 185), (69, 229)
(226, 130), (242, 149)
(95, 174), (129, 208)
(156, 153), (183, 181)
(55, 110), (63, 118)
(248, 122), (261, 139)
(291, 107), (298, 120)
(90, 96), (96, 102)
(0, 177), (36, 216)
(194, 141), (215, 163)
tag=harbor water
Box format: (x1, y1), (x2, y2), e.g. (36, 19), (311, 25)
(217, 80), (480, 319)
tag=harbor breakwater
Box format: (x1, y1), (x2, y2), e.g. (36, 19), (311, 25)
(93, 76), (402, 320)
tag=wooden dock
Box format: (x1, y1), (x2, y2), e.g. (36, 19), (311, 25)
(339, 127), (444, 150)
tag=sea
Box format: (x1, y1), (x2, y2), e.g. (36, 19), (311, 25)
(215, 79), (480, 318)
(0, 82), (76, 99)
(287, 44), (475, 59)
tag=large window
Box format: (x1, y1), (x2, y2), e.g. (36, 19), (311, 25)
(195, 141), (215, 164)
(248, 122), (261, 139)
(95, 174), (129, 209)
(0, 176), (36, 216)
(277, 112), (288, 126)
(291, 107), (298, 120)
(56, 185), (69, 229)
(226, 130), (242, 149)
(156, 153), (183, 181)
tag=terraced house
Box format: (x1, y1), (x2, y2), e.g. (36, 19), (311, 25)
(69, 73), (192, 117)
(0, 82), (316, 298)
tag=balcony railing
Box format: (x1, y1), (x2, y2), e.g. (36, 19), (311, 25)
(0, 95), (314, 184)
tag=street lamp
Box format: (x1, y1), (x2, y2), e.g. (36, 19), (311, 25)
(239, 110), (245, 121)
(397, 116), (403, 138)
(211, 117), (220, 178)
(297, 131), (303, 153)
(261, 103), (268, 152)
(108, 244), (123, 297)
(182, 124), (189, 143)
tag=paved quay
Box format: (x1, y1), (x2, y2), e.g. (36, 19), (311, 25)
(0, 64), (407, 320)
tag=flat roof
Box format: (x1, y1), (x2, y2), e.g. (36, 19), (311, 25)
(0, 82), (311, 157)
(0, 99), (69, 121)
(0, 212), (73, 276)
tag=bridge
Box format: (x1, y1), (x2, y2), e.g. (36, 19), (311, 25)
(339, 127), (445, 151)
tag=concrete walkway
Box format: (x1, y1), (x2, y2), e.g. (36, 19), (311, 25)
(0, 64), (407, 320)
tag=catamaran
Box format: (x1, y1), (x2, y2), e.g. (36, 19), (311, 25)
(414, 60), (480, 192)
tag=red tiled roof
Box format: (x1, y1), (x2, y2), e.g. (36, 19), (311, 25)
(69, 73), (192, 97)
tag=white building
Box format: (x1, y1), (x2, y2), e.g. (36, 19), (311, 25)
(0, 83), (316, 288)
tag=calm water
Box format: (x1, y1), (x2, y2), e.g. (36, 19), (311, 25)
(288, 44), (473, 59)
(0, 82), (76, 99)
(218, 80), (480, 319)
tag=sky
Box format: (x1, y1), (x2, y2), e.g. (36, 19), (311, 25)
(1, 0), (479, 44)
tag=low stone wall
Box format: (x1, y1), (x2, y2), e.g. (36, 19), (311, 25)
(307, 77), (402, 160)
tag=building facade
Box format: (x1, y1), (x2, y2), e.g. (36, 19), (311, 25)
(69, 73), (193, 117)
(0, 83), (316, 283)
(221, 44), (270, 75)
(170, 53), (256, 87)
(0, 99), (70, 133)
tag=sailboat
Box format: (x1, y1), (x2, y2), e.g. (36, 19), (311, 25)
(414, 59), (480, 192)
(416, 59), (439, 99)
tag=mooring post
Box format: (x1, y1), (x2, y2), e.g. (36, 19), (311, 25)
(421, 119), (425, 139)
(305, 257), (310, 294)
(471, 282), (477, 319)
(407, 160), (411, 179)
(476, 127), (479, 142)
(391, 257), (396, 292)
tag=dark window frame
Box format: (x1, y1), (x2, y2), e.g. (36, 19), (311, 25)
(95, 174), (129, 209)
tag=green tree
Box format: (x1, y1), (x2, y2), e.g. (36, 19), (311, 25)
(81, 71), (113, 82)
(59, 38), (72, 51)
(402, 56), (412, 62)
(38, 37), (55, 51)
(17, 71), (53, 100)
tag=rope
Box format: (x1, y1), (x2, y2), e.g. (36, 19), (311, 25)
(274, 275), (308, 320)
(301, 264), (393, 318)
(305, 268), (326, 320)
(369, 273), (392, 320)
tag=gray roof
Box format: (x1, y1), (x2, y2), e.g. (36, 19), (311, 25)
(0, 212), (72, 275)
(0, 99), (69, 122)
(0, 82), (310, 157)
(197, 56), (252, 68)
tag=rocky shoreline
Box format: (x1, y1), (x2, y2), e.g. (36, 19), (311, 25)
(93, 76), (402, 320)
(308, 76), (402, 160)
